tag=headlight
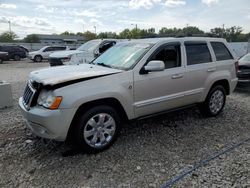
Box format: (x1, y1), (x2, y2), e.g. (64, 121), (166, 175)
(37, 90), (62, 110)
(62, 55), (72, 63)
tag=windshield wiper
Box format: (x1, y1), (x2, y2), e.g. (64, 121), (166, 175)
(96, 62), (112, 68)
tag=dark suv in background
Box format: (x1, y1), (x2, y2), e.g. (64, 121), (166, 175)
(0, 45), (27, 61)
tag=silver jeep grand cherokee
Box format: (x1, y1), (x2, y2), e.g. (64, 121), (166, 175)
(19, 37), (238, 153)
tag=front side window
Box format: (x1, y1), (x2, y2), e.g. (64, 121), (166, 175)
(77, 40), (101, 52)
(99, 41), (116, 54)
(149, 43), (181, 69)
(211, 42), (233, 61)
(92, 42), (152, 70)
(185, 42), (212, 65)
(43, 47), (53, 52)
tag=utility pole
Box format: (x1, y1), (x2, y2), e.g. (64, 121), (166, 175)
(94, 26), (97, 35)
(131, 23), (137, 31)
(8, 21), (11, 33)
(222, 24), (225, 38)
(83, 24), (84, 33)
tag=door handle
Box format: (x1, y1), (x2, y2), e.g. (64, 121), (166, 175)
(207, 68), (216, 72)
(172, 74), (183, 79)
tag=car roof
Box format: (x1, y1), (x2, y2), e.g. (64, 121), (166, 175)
(127, 37), (227, 44)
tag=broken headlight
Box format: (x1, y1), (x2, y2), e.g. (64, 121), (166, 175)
(37, 90), (62, 109)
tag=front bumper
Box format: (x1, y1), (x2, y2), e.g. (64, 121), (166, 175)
(19, 98), (76, 141)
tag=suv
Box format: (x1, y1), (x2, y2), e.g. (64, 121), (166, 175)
(28, 46), (69, 62)
(0, 45), (27, 61)
(49, 39), (118, 66)
(19, 37), (238, 153)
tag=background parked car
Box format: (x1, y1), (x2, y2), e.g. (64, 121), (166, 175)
(49, 39), (118, 66)
(0, 51), (8, 63)
(0, 46), (27, 61)
(18, 45), (29, 53)
(28, 46), (69, 62)
(237, 53), (250, 82)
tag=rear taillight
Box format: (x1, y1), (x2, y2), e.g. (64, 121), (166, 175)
(235, 61), (239, 75)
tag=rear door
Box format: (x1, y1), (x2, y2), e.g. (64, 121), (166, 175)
(184, 41), (215, 104)
(210, 41), (235, 78)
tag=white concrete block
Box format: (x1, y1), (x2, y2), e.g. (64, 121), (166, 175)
(0, 81), (13, 109)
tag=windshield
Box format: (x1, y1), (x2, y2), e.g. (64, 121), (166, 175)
(92, 42), (152, 70)
(39, 46), (49, 51)
(77, 40), (101, 51)
(240, 53), (250, 61)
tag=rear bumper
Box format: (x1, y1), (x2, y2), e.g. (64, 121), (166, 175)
(237, 71), (250, 82)
(19, 97), (76, 141)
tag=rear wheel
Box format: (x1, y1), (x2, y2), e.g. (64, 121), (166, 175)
(199, 85), (226, 117)
(13, 54), (21, 61)
(34, 55), (42, 62)
(0, 59), (2, 64)
(73, 105), (120, 153)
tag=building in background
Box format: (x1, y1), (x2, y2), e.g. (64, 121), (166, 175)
(36, 34), (86, 45)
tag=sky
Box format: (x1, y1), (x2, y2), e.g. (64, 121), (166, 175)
(0, 0), (250, 39)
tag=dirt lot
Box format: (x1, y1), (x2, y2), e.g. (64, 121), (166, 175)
(1, 60), (250, 187)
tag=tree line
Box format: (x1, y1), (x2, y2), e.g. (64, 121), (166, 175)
(0, 26), (249, 43)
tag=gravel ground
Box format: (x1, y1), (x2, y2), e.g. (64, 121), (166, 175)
(0, 60), (250, 187)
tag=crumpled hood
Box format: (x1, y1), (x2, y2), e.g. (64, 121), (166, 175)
(49, 50), (83, 58)
(29, 63), (123, 86)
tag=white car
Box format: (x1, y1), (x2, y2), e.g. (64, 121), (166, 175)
(28, 46), (69, 62)
(49, 39), (118, 66)
(19, 37), (238, 153)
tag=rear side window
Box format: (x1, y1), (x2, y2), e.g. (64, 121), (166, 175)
(185, 42), (212, 65)
(54, 47), (66, 51)
(211, 42), (233, 61)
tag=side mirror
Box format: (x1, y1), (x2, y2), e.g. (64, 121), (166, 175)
(141, 60), (165, 74)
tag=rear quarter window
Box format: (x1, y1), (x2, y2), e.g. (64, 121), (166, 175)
(185, 42), (212, 65)
(211, 42), (233, 61)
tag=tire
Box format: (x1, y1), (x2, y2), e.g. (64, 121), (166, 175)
(34, 55), (42, 62)
(72, 105), (120, 153)
(199, 85), (226, 117)
(13, 54), (21, 61)
(0, 59), (2, 64)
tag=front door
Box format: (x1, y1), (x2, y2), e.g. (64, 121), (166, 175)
(133, 42), (187, 117)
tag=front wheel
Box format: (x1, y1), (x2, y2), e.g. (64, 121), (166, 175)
(199, 85), (226, 117)
(34, 55), (42, 62)
(73, 105), (120, 153)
